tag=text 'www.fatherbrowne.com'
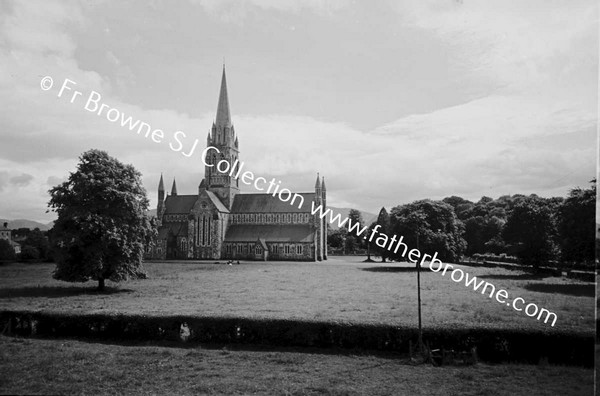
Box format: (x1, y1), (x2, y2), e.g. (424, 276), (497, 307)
(309, 204), (558, 327)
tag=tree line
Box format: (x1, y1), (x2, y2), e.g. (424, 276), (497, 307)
(329, 180), (596, 269)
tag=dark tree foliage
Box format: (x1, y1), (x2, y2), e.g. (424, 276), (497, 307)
(558, 180), (596, 265)
(502, 197), (557, 268)
(327, 227), (345, 249)
(390, 200), (466, 263)
(464, 215), (504, 255)
(0, 239), (16, 261)
(48, 149), (154, 290)
(23, 228), (49, 260)
(12, 228), (31, 239)
(442, 196), (473, 211)
(373, 207), (391, 261)
(20, 245), (40, 260)
(343, 209), (364, 253)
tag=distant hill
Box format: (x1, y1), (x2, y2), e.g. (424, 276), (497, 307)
(0, 219), (53, 231)
(327, 207), (377, 229)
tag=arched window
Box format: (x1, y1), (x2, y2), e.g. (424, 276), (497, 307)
(296, 245), (302, 254)
(255, 245), (261, 255)
(293, 213), (297, 223)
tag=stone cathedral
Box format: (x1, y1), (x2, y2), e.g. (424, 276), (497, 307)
(147, 67), (327, 261)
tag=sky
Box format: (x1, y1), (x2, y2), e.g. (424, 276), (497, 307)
(0, 0), (597, 223)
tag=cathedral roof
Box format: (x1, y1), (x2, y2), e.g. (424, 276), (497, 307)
(231, 193), (316, 214)
(205, 190), (230, 213)
(163, 194), (197, 214)
(224, 224), (314, 243)
(215, 65), (231, 128)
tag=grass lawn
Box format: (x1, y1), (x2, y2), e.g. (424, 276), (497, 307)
(0, 335), (593, 396)
(0, 257), (594, 333)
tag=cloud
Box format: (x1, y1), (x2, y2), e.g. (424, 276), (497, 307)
(191, 0), (352, 23)
(391, 0), (597, 90)
(46, 176), (64, 186)
(9, 173), (33, 187)
(0, 171), (8, 192)
(0, 0), (595, 222)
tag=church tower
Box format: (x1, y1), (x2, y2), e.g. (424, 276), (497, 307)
(203, 65), (240, 209)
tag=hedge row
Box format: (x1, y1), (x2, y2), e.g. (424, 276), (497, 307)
(0, 310), (593, 367)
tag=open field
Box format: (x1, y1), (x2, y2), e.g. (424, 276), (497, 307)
(0, 335), (593, 396)
(0, 257), (594, 333)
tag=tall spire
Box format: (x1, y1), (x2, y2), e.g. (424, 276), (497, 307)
(158, 173), (164, 192)
(171, 178), (178, 196)
(215, 64), (232, 128)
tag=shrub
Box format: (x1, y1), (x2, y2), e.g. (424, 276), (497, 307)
(19, 245), (40, 261)
(0, 239), (16, 261)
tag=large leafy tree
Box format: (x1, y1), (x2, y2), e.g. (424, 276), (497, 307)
(558, 180), (596, 265)
(48, 150), (154, 290)
(502, 197), (557, 268)
(390, 200), (466, 263)
(464, 215), (504, 255)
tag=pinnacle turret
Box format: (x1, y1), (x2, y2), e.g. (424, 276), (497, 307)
(158, 173), (164, 191)
(171, 178), (178, 196)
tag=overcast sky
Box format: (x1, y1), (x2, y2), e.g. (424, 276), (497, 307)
(0, 0), (597, 223)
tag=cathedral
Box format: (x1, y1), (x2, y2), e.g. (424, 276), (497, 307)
(147, 67), (327, 261)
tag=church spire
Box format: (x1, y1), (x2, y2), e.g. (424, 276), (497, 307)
(158, 173), (164, 192)
(171, 178), (178, 196)
(215, 65), (231, 128)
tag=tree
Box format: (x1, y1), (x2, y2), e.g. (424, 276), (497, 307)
(0, 240), (16, 261)
(373, 207), (391, 261)
(48, 150), (154, 290)
(20, 245), (40, 261)
(464, 215), (504, 255)
(344, 209), (364, 254)
(558, 180), (596, 265)
(12, 228), (31, 240)
(23, 228), (49, 260)
(502, 197), (557, 268)
(327, 227), (346, 249)
(390, 200), (466, 263)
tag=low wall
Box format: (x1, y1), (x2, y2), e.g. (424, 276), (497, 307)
(0, 310), (593, 367)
